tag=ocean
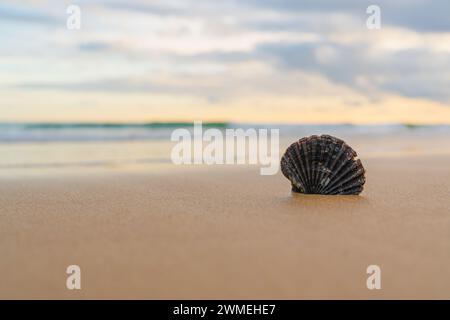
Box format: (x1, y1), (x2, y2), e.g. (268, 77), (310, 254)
(1, 122), (449, 143)
(1, 122), (449, 173)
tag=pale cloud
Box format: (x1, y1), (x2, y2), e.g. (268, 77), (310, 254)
(0, 0), (449, 123)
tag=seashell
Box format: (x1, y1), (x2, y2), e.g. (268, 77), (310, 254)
(280, 135), (365, 195)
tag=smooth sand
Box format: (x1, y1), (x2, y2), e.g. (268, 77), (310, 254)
(1, 155), (449, 299)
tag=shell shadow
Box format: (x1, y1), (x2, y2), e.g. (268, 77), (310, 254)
(277, 191), (370, 215)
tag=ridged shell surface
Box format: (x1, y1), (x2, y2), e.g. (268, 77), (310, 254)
(280, 135), (365, 195)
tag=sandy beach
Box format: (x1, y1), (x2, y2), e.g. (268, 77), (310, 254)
(1, 154), (449, 299)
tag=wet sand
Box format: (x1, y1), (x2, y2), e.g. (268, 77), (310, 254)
(0, 155), (449, 299)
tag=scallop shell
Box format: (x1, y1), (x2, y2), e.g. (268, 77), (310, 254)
(280, 135), (365, 195)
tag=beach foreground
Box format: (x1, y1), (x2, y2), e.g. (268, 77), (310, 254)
(1, 155), (449, 299)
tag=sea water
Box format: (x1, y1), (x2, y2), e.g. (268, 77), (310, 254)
(1, 122), (449, 175)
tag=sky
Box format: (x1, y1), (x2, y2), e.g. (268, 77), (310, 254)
(1, 0), (450, 124)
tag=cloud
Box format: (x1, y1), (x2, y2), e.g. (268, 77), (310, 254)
(0, 3), (58, 25)
(238, 0), (450, 32)
(104, 1), (185, 16)
(17, 79), (153, 93)
(254, 40), (450, 101)
(79, 42), (114, 52)
(2, 0), (450, 124)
